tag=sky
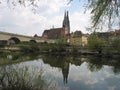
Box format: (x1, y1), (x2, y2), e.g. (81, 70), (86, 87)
(0, 0), (91, 36)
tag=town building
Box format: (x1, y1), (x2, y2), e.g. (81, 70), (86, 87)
(69, 31), (89, 46)
(96, 29), (120, 42)
(69, 31), (82, 46)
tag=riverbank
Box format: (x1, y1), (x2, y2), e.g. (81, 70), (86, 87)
(0, 48), (120, 59)
(0, 43), (120, 58)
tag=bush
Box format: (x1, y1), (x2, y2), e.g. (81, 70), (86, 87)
(0, 66), (46, 90)
(18, 43), (40, 53)
(111, 39), (120, 53)
(88, 35), (105, 54)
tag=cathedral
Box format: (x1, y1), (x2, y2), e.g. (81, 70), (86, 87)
(42, 11), (70, 39)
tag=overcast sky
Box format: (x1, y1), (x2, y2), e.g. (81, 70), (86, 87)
(0, 0), (91, 36)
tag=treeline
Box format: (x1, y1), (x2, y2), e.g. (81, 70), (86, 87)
(0, 37), (120, 56)
(88, 35), (120, 55)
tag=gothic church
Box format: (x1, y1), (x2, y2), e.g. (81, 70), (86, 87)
(42, 11), (70, 39)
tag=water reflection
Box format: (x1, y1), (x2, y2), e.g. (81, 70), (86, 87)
(88, 56), (120, 74)
(62, 60), (69, 84)
(41, 55), (120, 90)
(0, 53), (120, 90)
(87, 57), (103, 72)
(0, 52), (41, 65)
(41, 55), (87, 84)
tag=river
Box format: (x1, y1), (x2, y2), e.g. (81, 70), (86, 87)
(0, 53), (120, 90)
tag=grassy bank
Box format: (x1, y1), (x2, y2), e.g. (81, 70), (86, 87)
(0, 42), (120, 57)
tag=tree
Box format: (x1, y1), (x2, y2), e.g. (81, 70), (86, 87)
(1, 0), (38, 6)
(111, 38), (120, 53)
(56, 37), (67, 45)
(55, 37), (67, 52)
(88, 35), (105, 54)
(88, 0), (120, 30)
(70, 0), (120, 31)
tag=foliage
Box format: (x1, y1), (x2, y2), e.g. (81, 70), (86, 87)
(111, 38), (120, 53)
(0, 66), (46, 90)
(88, 0), (119, 29)
(87, 56), (103, 72)
(69, 0), (120, 31)
(2, 0), (39, 7)
(88, 35), (105, 53)
(18, 42), (40, 52)
(0, 65), (60, 90)
(54, 38), (67, 52)
(103, 38), (120, 54)
(56, 37), (67, 45)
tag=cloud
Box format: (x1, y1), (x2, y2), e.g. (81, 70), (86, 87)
(26, 0), (70, 15)
(0, 0), (70, 36)
(70, 10), (91, 33)
(0, 0), (91, 36)
(68, 62), (117, 87)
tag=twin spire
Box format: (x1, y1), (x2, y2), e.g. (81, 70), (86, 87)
(62, 11), (70, 34)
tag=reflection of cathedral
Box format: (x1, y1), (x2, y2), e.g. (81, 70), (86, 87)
(42, 55), (87, 85)
(62, 61), (69, 84)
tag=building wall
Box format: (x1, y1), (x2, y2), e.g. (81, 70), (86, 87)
(69, 37), (82, 46)
(69, 35), (88, 46)
(81, 36), (88, 46)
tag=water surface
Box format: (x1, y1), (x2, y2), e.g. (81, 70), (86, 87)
(0, 53), (120, 90)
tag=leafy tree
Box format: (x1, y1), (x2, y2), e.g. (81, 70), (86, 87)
(111, 38), (120, 53)
(1, 0), (38, 7)
(69, 0), (120, 31)
(88, 35), (105, 54)
(56, 37), (67, 45)
(54, 37), (67, 52)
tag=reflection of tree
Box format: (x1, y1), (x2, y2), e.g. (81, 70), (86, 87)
(113, 68), (120, 74)
(42, 55), (85, 84)
(0, 52), (40, 65)
(87, 56), (120, 74)
(87, 56), (103, 72)
(42, 55), (70, 84)
(87, 63), (103, 72)
(101, 57), (120, 74)
(112, 61), (120, 74)
(70, 56), (85, 66)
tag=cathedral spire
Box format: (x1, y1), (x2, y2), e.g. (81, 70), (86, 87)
(66, 11), (70, 34)
(63, 11), (67, 28)
(66, 11), (69, 19)
(64, 10), (66, 19)
(62, 11), (70, 34)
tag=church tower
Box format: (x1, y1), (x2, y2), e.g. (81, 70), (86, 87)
(62, 11), (70, 34)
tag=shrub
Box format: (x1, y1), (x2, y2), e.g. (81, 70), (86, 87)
(18, 43), (40, 53)
(88, 35), (105, 54)
(0, 66), (46, 90)
(111, 39), (120, 53)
